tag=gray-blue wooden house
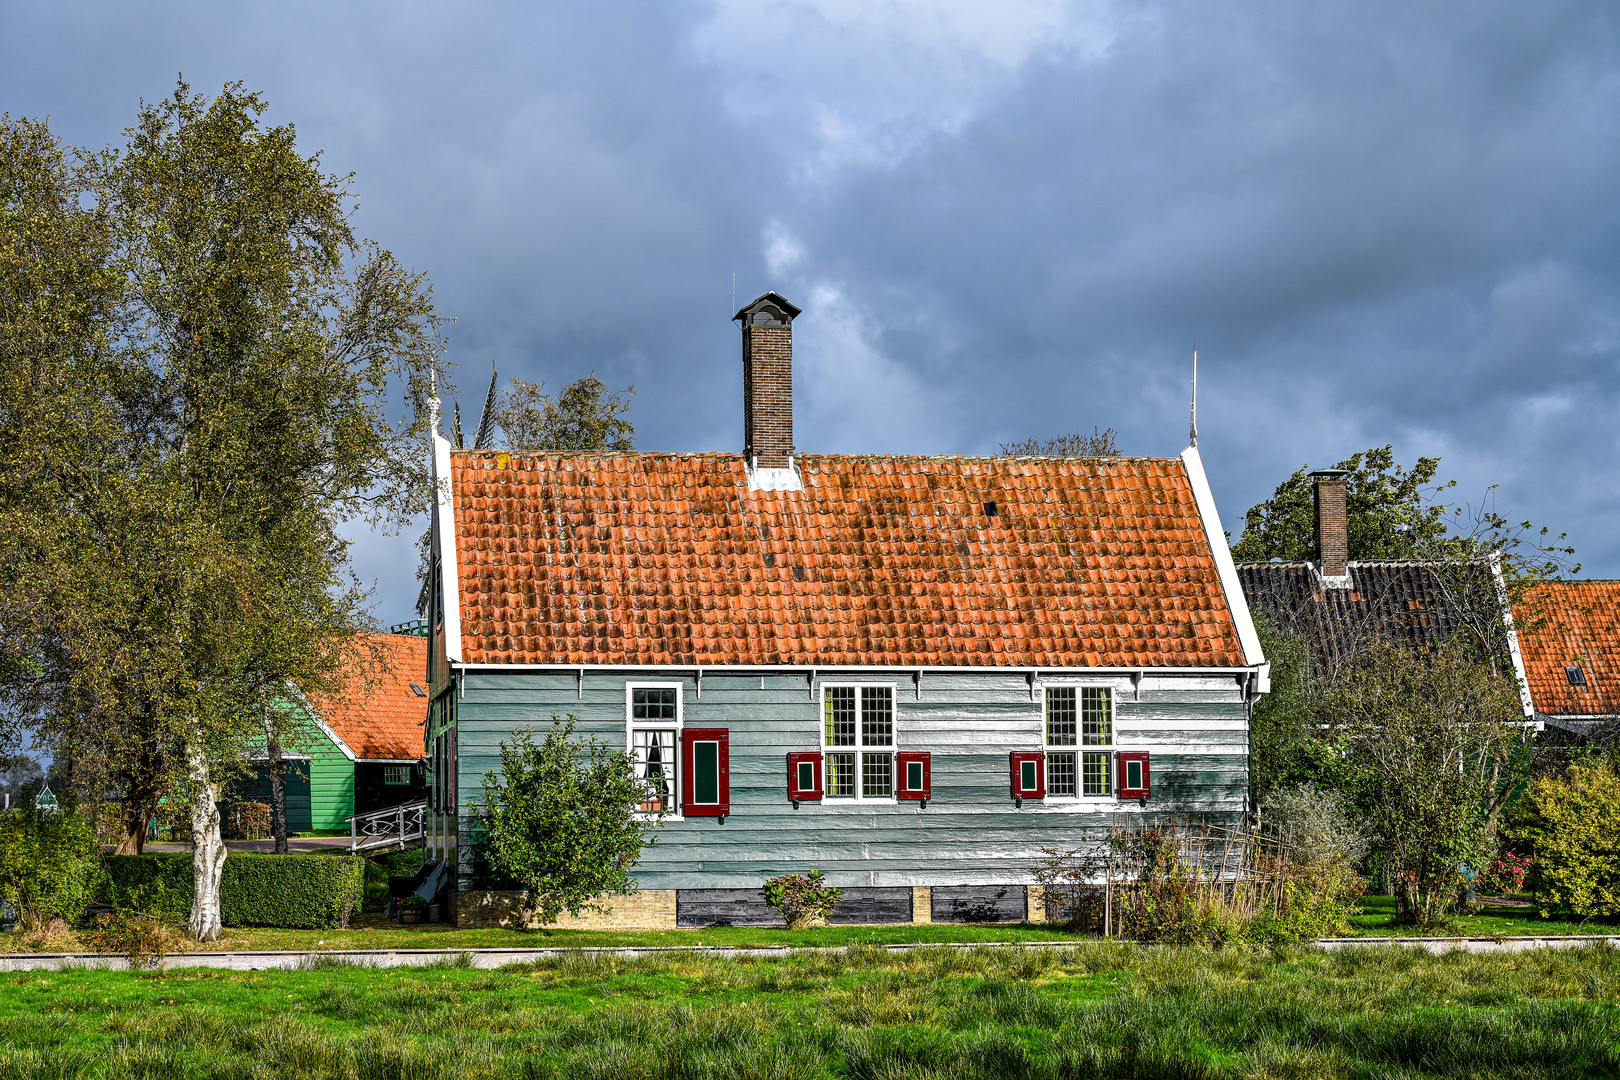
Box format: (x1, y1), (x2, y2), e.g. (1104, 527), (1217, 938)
(421, 293), (1269, 928)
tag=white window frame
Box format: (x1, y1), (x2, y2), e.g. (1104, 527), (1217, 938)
(820, 682), (899, 803)
(626, 681), (684, 820)
(1043, 683), (1115, 800)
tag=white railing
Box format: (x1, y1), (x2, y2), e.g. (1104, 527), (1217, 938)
(348, 800), (427, 853)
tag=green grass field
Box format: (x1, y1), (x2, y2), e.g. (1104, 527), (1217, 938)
(1349, 896), (1619, 939)
(172, 921), (1077, 953)
(4, 942), (1620, 1078)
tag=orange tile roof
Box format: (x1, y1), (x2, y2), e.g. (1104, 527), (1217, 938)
(310, 632), (429, 760)
(1513, 581), (1620, 716)
(450, 451), (1247, 669)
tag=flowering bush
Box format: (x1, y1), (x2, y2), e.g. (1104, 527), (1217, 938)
(761, 869), (842, 929)
(1477, 852), (1532, 895)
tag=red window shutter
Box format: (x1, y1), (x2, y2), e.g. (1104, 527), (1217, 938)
(681, 728), (730, 816)
(1009, 751), (1045, 799)
(896, 752), (931, 801)
(1117, 752), (1151, 800)
(786, 752), (823, 802)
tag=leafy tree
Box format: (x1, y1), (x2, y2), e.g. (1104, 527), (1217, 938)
(1322, 640), (1530, 926)
(493, 374), (634, 452)
(480, 718), (659, 925)
(1248, 615), (1343, 804)
(1231, 446), (1452, 563)
(0, 83), (446, 939)
(1000, 427), (1117, 458)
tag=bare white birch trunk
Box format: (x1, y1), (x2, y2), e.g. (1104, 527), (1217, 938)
(187, 737), (227, 941)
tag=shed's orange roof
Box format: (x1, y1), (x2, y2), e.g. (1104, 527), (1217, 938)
(310, 632), (428, 760)
(450, 451), (1246, 668)
(1513, 581), (1620, 716)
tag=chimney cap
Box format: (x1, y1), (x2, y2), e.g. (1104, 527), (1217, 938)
(1309, 468), (1352, 480)
(733, 291), (802, 326)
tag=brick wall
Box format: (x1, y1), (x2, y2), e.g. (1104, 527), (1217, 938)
(743, 323), (793, 468)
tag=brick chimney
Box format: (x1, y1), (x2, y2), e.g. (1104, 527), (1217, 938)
(733, 292), (802, 470)
(1311, 469), (1352, 587)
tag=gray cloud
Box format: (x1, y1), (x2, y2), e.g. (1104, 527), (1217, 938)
(6, 0), (1618, 616)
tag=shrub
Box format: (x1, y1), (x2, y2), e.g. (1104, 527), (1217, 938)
(481, 718), (657, 924)
(1108, 820), (1362, 947)
(220, 854), (365, 929)
(761, 870), (843, 929)
(1477, 851), (1533, 895)
(1262, 783), (1369, 869)
(1032, 846), (1108, 930)
(80, 911), (171, 968)
(97, 852), (365, 928)
(1515, 763), (1620, 917)
(101, 853), (193, 919)
(0, 808), (101, 927)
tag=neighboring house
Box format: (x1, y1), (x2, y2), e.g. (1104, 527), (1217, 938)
(1512, 580), (1620, 737)
(1234, 470), (1534, 720)
(420, 292), (1270, 929)
(242, 631), (430, 832)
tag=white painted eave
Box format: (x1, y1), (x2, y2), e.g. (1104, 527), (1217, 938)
(433, 432), (463, 663)
(1180, 443), (1267, 677)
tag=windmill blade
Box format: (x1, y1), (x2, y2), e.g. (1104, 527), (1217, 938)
(472, 365), (500, 450)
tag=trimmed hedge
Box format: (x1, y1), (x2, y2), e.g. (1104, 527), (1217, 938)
(101, 853), (193, 920)
(98, 853), (365, 929)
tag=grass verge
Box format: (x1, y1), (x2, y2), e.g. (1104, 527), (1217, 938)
(1349, 896), (1620, 938)
(3, 941), (1620, 1078)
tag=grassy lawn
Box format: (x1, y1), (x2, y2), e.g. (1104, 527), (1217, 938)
(153, 921), (1080, 953)
(1349, 896), (1620, 939)
(4, 941), (1620, 1078)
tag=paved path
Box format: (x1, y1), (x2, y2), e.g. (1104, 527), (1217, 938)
(6, 935), (1620, 972)
(142, 836), (355, 854)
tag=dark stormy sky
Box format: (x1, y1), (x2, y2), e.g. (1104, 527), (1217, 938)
(7, 1), (1619, 622)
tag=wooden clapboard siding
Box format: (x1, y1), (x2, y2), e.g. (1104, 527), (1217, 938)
(452, 668), (1249, 892)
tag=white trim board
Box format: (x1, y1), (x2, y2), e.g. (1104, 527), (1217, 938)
(1180, 444), (1268, 687)
(433, 433), (463, 663)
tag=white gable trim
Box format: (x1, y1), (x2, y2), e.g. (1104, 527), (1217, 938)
(1491, 552), (1536, 720)
(433, 433), (464, 663)
(285, 683), (358, 762)
(1181, 444), (1267, 679)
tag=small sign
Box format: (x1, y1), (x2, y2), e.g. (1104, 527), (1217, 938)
(33, 786), (58, 812)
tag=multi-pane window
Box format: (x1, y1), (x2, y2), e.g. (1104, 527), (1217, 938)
(383, 765), (410, 785)
(1047, 686), (1113, 797)
(628, 686), (680, 814)
(824, 686), (895, 799)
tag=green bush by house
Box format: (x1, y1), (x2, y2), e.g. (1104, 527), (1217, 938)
(0, 808), (101, 927)
(1514, 761), (1620, 918)
(99, 853), (365, 929)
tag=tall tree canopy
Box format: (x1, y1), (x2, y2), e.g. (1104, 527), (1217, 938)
(1230, 446), (1452, 564)
(0, 82), (447, 938)
(491, 373), (634, 452)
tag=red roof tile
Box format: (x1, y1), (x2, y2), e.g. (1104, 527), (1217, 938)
(450, 452), (1246, 669)
(311, 632), (429, 760)
(1514, 581), (1620, 716)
